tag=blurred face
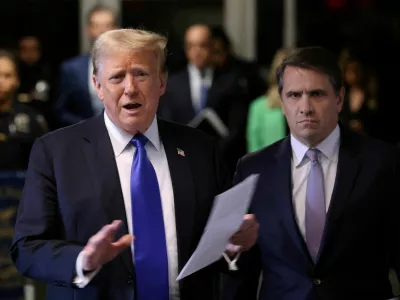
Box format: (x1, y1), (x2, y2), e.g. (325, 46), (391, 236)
(87, 10), (117, 42)
(344, 61), (361, 86)
(185, 26), (212, 70)
(212, 39), (228, 68)
(0, 57), (19, 106)
(93, 49), (166, 135)
(281, 66), (344, 147)
(19, 37), (41, 65)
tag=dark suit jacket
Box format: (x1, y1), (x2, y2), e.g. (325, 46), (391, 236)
(55, 55), (95, 127)
(11, 114), (231, 300)
(222, 127), (400, 300)
(158, 68), (248, 175)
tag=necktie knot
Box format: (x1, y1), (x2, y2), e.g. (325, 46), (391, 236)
(131, 134), (148, 148)
(306, 148), (319, 163)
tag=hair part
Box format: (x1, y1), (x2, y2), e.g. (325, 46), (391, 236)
(91, 28), (168, 77)
(276, 46), (343, 96)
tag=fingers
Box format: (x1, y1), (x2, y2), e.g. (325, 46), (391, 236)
(112, 234), (134, 250)
(82, 220), (124, 270)
(229, 214), (259, 252)
(238, 214), (258, 232)
(88, 220), (122, 246)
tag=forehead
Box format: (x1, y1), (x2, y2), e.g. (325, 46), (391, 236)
(20, 38), (39, 48)
(0, 57), (17, 73)
(99, 49), (158, 71)
(282, 66), (332, 91)
(90, 10), (115, 23)
(185, 27), (210, 43)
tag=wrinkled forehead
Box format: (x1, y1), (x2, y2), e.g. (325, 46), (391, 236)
(282, 66), (333, 91)
(96, 47), (159, 74)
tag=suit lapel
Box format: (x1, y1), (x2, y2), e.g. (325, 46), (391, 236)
(274, 138), (312, 263)
(81, 114), (133, 274)
(206, 68), (222, 108)
(319, 129), (361, 256)
(158, 120), (196, 271)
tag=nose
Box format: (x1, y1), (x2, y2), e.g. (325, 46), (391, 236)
(124, 75), (137, 97)
(299, 94), (314, 116)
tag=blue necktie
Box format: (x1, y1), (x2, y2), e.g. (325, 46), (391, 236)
(198, 84), (208, 112)
(130, 134), (169, 300)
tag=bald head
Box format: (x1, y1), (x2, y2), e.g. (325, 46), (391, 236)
(184, 24), (212, 70)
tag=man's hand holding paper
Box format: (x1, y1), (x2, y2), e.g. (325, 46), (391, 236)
(177, 174), (259, 280)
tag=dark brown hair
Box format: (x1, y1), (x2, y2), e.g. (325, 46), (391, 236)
(276, 47), (343, 95)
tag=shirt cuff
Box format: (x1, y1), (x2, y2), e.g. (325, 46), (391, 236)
(222, 243), (241, 271)
(73, 251), (101, 288)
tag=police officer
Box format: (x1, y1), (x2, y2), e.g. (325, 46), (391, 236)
(0, 49), (47, 170)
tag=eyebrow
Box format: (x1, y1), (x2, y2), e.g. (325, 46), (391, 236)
(285, 89), (328, 97)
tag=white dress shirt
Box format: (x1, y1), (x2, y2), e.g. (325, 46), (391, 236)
(187, 64), (213, 111)
(75, 112), (180, 299)
(290, 125), (340, 240)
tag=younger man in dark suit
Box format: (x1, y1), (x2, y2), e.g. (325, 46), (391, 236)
(223, 47), (400, 300)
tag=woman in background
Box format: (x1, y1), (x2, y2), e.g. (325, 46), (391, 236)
(246, 49), (291, 153)
(339, 56), (379, 136)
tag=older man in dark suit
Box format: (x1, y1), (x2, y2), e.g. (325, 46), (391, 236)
(11, 28), (258, 300)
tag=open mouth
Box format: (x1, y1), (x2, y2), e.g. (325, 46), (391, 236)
(123, 103), (142, 110)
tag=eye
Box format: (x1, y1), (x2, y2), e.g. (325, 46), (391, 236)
(288, 92), (301, 99)
(310, 90), (325, 97)
(135, 71), (148, 77)
(109, 74), (124, 82)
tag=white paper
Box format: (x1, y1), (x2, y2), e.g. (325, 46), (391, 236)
(176, 174), (259, 280)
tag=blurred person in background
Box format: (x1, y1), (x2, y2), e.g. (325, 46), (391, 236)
(159, 24), (248, 175)
(55, 4), (118, 127)
(340, 55), (379, 137)
(246, 49), (291, 153)
(17, 36), (53, 126)
(0, 50), (47, 170)
(211, 26), (266, 105)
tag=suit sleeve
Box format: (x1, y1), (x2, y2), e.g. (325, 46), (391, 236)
(221, 158), (262, 300)
(55, 63), (85, 126)
(386, 149), (400, 277)
(214, 136), (232, 194)
(10, 138), (83, 287)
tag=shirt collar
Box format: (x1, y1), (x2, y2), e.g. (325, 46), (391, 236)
(187, 64), (213, 83)
(104, 112), (161, 157)
(291, 124), (340, 167)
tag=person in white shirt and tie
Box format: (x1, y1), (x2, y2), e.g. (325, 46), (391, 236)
(159, 24), (250, 176)
(11, 28), (259, 300)
(222, 47), (400, 300)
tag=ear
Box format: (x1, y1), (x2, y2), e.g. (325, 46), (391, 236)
(337, 86), (345, 113)
(280, 95), (287, 116)
(92, 74), (104, 101)
(159, 73), (167, 96)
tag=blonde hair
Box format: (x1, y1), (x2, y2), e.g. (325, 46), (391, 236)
(92, 28), (168, 76)
(267, 49), (292, 108)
